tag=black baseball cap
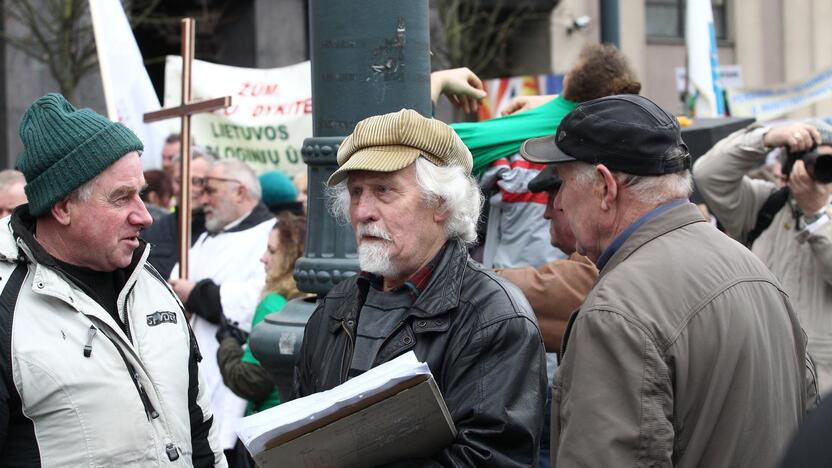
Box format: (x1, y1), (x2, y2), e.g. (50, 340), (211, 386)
(527, 165), (561, 193)
(520, 94), (691, 175)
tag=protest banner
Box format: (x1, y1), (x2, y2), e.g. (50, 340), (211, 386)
(727, 66), (832, 121)
(164, 57), (312, 176)
(477, 74), (563, 120)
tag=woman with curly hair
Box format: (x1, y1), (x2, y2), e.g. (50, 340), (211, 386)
(216, 212), (307, 415)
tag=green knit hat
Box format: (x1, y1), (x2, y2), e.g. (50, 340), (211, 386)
(17, 93), (144, 216)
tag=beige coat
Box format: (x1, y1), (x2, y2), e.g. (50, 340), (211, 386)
(497, 253), (598, 352)
(693, 125), (832, 394)
(552, 203), (813, 468)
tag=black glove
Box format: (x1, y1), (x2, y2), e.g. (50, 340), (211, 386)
(215, 312), (250, 345)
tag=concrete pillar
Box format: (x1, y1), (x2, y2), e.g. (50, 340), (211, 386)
(549, 0), (599, 74)
(783, 0), (812, 118)
(617, 0), (647, 97)
(812, 0), (832, 116)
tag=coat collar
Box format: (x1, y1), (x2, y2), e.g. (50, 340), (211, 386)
(599, 202), (705, 278)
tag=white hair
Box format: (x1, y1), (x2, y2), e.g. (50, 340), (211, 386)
(0, 169), (25, 192)
(573, 159), (693, 206)
(214, 159), (262, 201)
(328, 157), (483, 244)
(173, 145), (221, 165)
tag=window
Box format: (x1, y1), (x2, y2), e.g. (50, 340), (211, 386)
(646, 0), (729, 41)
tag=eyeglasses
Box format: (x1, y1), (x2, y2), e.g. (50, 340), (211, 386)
(202, 177), (241, 196)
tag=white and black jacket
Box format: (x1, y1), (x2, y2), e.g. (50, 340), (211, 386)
(0, 209), (226, 467)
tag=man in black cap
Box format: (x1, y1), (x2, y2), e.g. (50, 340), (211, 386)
(521, 94), (815, 467)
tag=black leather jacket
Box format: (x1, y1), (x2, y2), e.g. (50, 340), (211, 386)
(295, 241), (547, 467)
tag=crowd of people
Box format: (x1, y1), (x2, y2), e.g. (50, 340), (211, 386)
(0, 41), (830, 468)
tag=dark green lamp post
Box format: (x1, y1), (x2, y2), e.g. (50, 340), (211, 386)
(250, 0), (432, 401)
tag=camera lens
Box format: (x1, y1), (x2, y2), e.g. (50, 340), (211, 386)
(805, 152), (832, 183)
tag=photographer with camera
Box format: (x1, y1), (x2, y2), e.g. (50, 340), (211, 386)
(694, 121), (832, 395)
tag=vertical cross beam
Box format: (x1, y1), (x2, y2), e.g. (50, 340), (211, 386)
(178, 17), (194, 280)
(143, 18), (232, 279)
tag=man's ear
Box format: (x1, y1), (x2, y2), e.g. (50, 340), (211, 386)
(433, 200), (450, 224)
(234, 183), (248, 200)
(596, 164), (618, 211)
(50, 197), (73, 226)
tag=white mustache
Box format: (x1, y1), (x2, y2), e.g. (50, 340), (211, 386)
(356, 223), (392, 241)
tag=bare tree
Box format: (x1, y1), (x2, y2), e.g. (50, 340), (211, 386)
(0, 0), (161, 103)
(432, 0), (545, 78)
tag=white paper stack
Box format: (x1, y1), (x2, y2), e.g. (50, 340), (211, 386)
(235, 351), (432, 456)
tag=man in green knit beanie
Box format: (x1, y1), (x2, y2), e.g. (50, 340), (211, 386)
(0, 93), (226, 466)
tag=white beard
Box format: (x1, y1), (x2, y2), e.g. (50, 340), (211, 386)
(358, 241), (397, 277)
(356, 223), (398, 277)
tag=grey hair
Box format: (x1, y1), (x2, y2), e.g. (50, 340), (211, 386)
(172, 145), (220, 165)
(214, 159), (262, 201)
(573, 154), (693, 206)
(0, 169), (25, 192)
(68, 177), (95, 203)
(327, 157), (483, 244)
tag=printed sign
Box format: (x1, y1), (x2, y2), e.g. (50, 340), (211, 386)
(164, 57), (312, 176)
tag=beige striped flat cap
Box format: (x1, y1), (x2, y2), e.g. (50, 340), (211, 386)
(328, 109), (473, 186)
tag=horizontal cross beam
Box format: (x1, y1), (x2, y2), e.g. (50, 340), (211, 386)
(143, 96), (232, 123)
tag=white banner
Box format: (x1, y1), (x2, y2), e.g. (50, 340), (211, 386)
(727, 66), (832, 121)
(90, 0), (169, 170)
(164, 57), (312, 176)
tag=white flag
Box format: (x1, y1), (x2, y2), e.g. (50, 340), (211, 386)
(90, 0), (169, 169)
(685, 0), (725, 117)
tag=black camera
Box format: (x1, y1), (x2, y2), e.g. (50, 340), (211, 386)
(784, 147), (832, 183)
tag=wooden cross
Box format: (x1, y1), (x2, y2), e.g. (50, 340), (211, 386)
(143, 18), (232, 279)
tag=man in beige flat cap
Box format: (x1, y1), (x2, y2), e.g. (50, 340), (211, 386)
(294, 109), (546, 466)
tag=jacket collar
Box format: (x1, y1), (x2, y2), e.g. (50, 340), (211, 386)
(327, 239), (468, 323)
(7, 204), (148, 292)
(599, 202), (705, 278)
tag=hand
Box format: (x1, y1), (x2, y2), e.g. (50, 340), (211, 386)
(788, 159), (832, 215)
(168, 278), (196, 304)
(763, 123), (821, 153)
(430, 67), (487, 114)
(501, 95), (556, 116)
(216, 313), (249, 345)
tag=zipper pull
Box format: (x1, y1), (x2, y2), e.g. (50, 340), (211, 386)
(165, 442), (180, 461)
(83, 325), (97, 357)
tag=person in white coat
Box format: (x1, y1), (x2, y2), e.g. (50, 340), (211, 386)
(169, 159), (275, 464)
(1, 93), (225, 466)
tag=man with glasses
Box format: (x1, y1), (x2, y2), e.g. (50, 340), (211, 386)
(169, 159), (275, 466)
(142, 146), (218, 278)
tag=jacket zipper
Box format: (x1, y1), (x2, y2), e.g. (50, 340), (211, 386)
(339, 320), (356, 383)
(118, 278), (181, 461)
(121, 283), (136, 343)
(83, 325), (97, 357)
